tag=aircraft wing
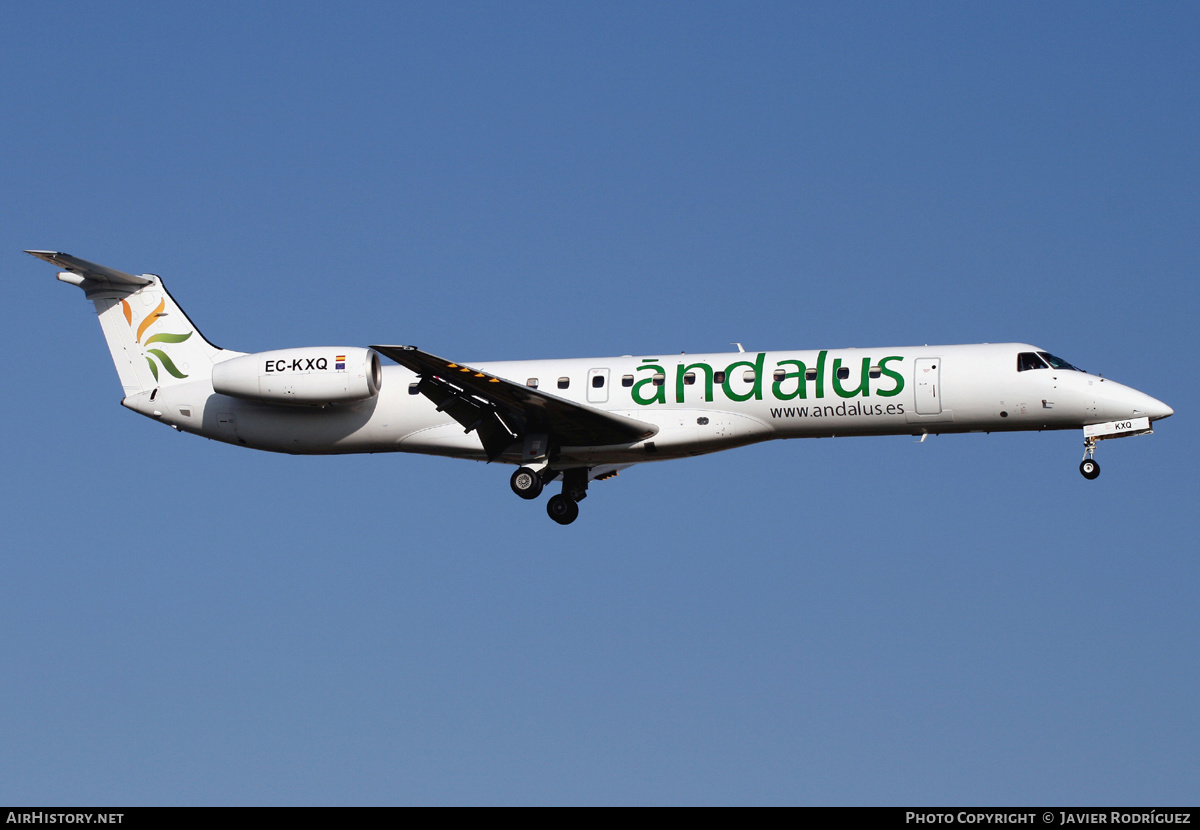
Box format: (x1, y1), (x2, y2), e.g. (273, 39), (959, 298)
(371, 345), (659, 461)
(25, 250), (152, 286)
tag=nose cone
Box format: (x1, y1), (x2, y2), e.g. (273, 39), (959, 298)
(1141, 395), (1173, 421)
(1121, 386), (1172, 421)
(1094, 379), (1173, 422)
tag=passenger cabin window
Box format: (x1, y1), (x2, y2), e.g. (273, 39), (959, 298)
(869, 366), (881, 379)
(592, 374), (605, 388)
(557, 377), (570, 389)
(683, 372), (696, 385)
(805, 369), (817, 381)
(836, 367), (850, 380)
(773, 368), (786, 382)
(714, 371), (726, 384)
(1017, 352), (1049, 372)
(526, 378), (539, 388)
(621, 375), (634, 387)
(408, 382), (420, 395)
(742, 370), (756, 382)
(652, 373), (665, 386)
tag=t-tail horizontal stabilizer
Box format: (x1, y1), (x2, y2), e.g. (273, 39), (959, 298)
(25, 250), (152, 288)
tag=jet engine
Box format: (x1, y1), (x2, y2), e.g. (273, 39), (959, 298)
(212, 347), (382, 405)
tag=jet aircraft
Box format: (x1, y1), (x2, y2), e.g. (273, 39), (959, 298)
(32, 251), (1174, 525)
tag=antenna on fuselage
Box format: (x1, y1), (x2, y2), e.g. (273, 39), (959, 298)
(732, 342), (745, 353)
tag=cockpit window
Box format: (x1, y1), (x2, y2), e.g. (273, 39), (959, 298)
(1038, 352), (1081, 372)
(1017, 352), (1048, 371)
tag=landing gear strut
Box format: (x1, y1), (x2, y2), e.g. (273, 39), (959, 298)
(546, 468), (588, 525)
(1080, 437), (1100, 480)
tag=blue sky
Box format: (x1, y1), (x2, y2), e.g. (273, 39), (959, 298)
(2, 1), (1197, 805)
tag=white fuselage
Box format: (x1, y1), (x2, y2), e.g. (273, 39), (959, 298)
(30, 250), (1173, 525)
(122, 342), (1171, 469)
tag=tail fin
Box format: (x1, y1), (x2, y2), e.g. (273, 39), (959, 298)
(28, 251), (226, 396)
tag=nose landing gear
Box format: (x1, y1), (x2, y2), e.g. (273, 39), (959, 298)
(1080, 437), (1100, 480)
(1078, 417), (1160, 480)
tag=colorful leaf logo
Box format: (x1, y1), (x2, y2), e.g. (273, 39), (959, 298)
(122, 298), (193, 382)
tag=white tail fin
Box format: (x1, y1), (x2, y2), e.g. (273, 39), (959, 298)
(28, 251), (226, 396)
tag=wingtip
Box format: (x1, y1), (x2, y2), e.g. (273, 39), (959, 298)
(24, 249), (62, 261)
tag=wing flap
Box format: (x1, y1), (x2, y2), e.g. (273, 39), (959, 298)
(373, 345), (658, 455)
(416, 375), (518, 461)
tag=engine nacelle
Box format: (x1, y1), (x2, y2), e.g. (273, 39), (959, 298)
(212, 347), (382, 405)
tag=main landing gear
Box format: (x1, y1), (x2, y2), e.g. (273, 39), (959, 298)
(546, 494), (579, 525)
(510, 465), (588, 524)
(1080, 436), (1101, 480)
(510, 466), (544, 499)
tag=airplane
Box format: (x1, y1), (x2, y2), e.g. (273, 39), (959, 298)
(31, 250), (1174, 525)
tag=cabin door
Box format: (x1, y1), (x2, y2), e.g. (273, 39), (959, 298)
(914, 358), (941, 415)
(587, 368), (610, 403)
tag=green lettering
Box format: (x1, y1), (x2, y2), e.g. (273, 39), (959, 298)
(875, 355), (905, 398)
(676, 362), (715, 403)
(832, 356), (870, 398)
(771, 359), (807, 401)
(632, 362), (666, 405)
(814, 350), (827, 398)
(722, 352), (766, 402)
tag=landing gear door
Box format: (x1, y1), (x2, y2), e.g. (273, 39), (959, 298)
(914, 358), (941, 415)
(587, 368), (609, 404)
